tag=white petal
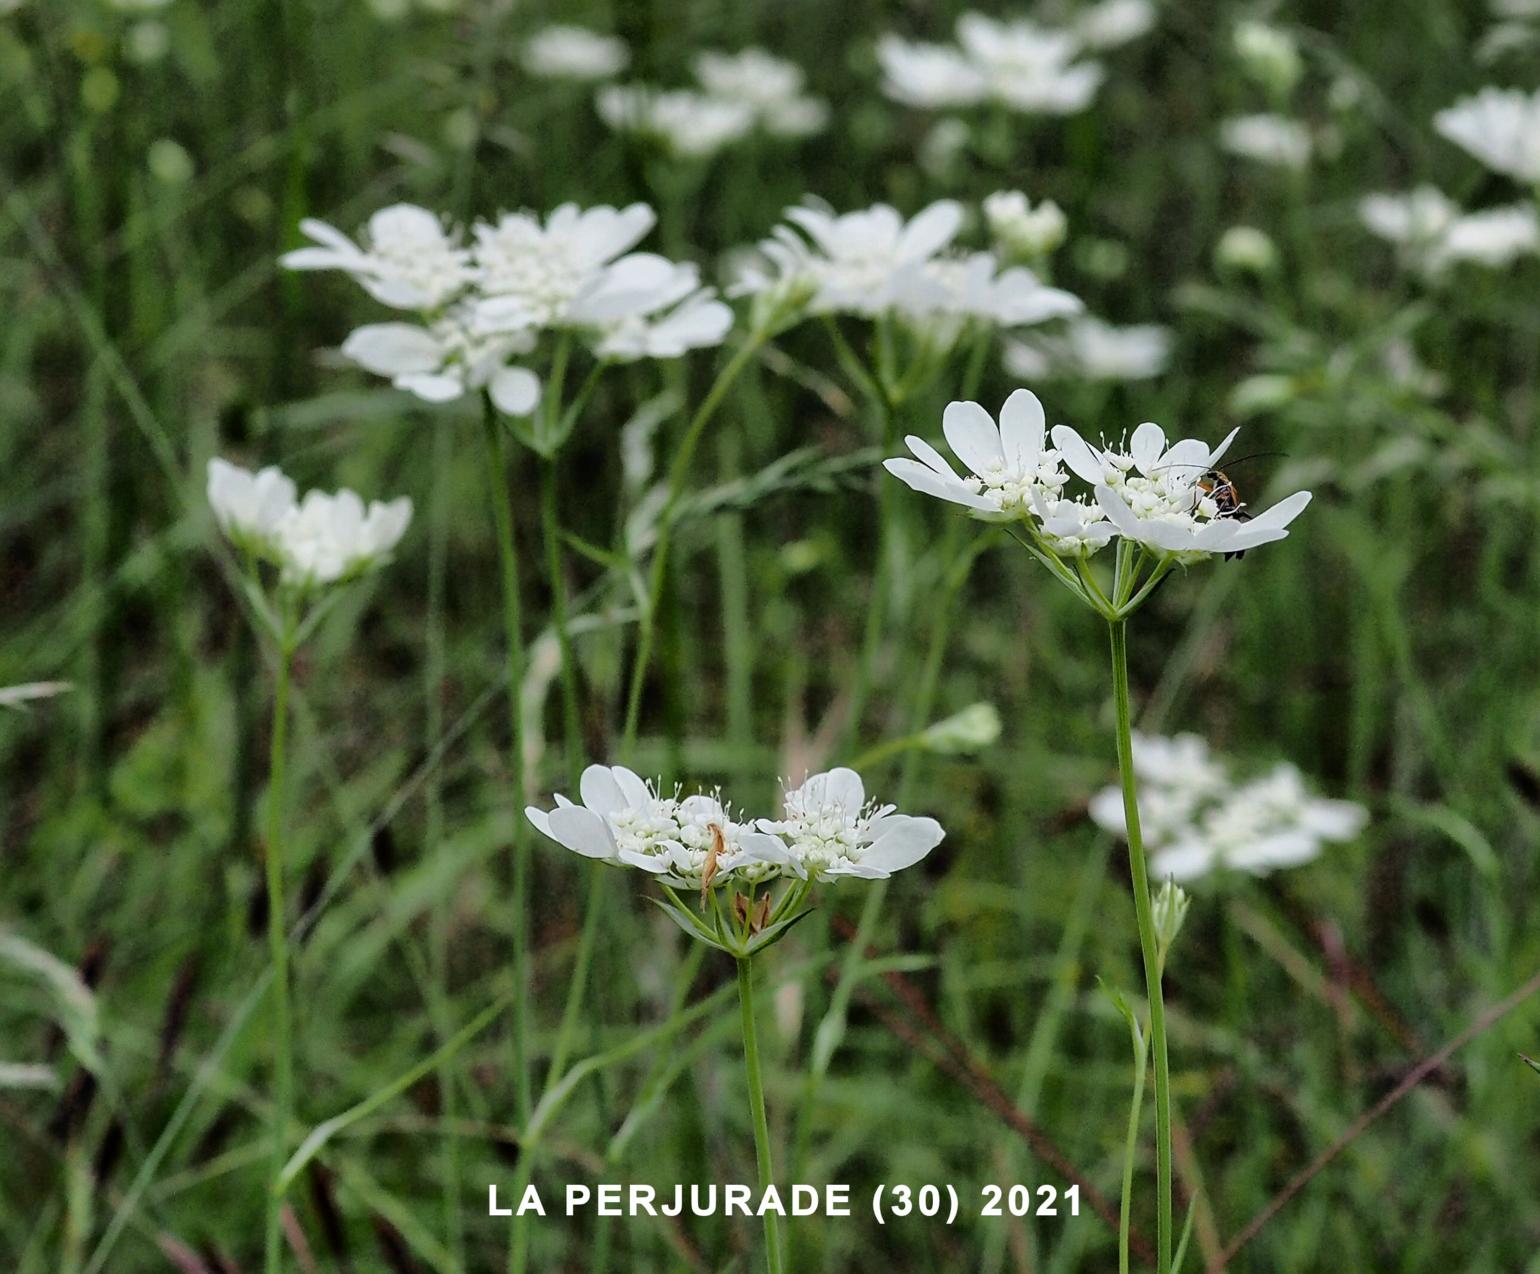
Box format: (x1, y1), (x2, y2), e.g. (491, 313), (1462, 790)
(341, 324), (444, 376)
(489, 365), (541, 416)
(1052, 424), (1106, 483)
(580, 765), (627, 815)
(941, 400), (1003, 474)
(1130, 421), (1166, 475)
(998, 388), (1046, 469)
(862, 816), (943, 873)
(546, 806), (617, 859)
(883, 459), (993, 510)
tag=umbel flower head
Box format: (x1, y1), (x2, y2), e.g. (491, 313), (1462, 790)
(521, 24), (629, 82)
(1434, 87), (1540, 185)
(208, 458), (412, 590)
(883, 387), (1312, 617)
(733, 200), (1079, 403)
(282, 201), (732, 422)
(526, 763), (944, 956)
(1359, 186), (1540, 276)
(1088, 732), (1368, 883)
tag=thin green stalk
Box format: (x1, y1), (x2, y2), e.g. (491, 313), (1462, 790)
(737, 957), (784, 1274)
(1120, 1018), (1150, 1274)
(842, 389), (901, 750)
(621, 331), (767, 753)
(263, 637), (294, 1274)
(539, 457), (583, 787)
(482, 402), (532, 1128)
(1109, 619), (1172, 1273)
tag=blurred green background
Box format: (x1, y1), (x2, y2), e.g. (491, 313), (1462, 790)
(3, 0), (1539, 1270)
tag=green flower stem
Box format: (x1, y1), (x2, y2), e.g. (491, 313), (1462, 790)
(481, 402), (532, 1128)
(262, 633), (294, 1274)
(538, 456), (583, 788)
(1109, 618), (1173, 1273)
(1119, 1015), (1150, 1274)
(621, 330), (768, 754)
(737, 956), (785, 1274)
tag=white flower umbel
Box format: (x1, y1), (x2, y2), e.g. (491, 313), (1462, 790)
(760, 768), (944, 881)
(1054, 419), (1312, 560)
(1089, 734), (1368, 884)
(1075, 0), (1157, 50)
(956, 13), (1106, 114)
(693, 48), (829, 138)
(207, 458), (297, 557)
(1004, 316), (1172, 382)
(208, 458), (411, 593)
(524, 764), (795, 890)
(1220, 114), (1312, 170)
(883, 388), (1076, 525)
(280, 204), (472, 311)
(522, 24), (629, 81)
(735, 201), (1080, 400)
(286, 199), (732, 432)
(877, 13), (1106, 115)
(596, 85), (756, 158)
(1434, 87), (1540, 184)
(888, 387), (1313, 619)
(875, 36), (988, 110)
(270, 488), (414, 589)
(1360, 186), (1540, 275)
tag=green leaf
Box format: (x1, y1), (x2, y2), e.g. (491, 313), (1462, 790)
(1522, 1054), (1540, 1076)
(746, 904), (817, 955)
(647, 896), (730, 953)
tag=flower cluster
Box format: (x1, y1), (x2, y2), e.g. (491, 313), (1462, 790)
(1219, 113), (1313, 170)
(522, 24), (629, 82)
(1434, 87), (1540, 185)
(735, 199), (1080, 350)
(527, 764), (943, 890)
(1360, 185), (1539, 275)
(1088, 732), (1368, 883)
(884, 388), (1312, 563)
(282, 202), (732, 417)
(207, 459), (412, 590)
(597, 47), (827, 157)
(1003, 316), (1173, 383)
(878, 4), (1153, 116)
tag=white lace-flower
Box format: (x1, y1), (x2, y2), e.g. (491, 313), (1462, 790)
(1220, 114), (1312, 170)
(522, 25), (629, 81)
(1090, 734), (1367, 883)
(272, 488), (413, 587)
(1004, 316), (1172, 382)
(593, 289), (735, 361)
(1434, 87), (1540, 184)
(1074, 0), (1157, 50)
(757, 200), (964, 317)
(596, 85), (756, 158)
(956, 13), (1105, 114)
(340, 311), (541, 415)
(208, 459), (411, 588)
(759, 768), (944, 881)
(525, 765), (798, 889)
(470, 202), (664, 331)
(912, 253), (1082, 330)
(876, 36), (988, 109)
(693, 48), (828, 138)
(1053, 420), (1312, 558)
(883, 389), (1076, 524)
(207, 459), (297, 556)
(1361, 187), (1538, 274)
(280, 205), (472, 311)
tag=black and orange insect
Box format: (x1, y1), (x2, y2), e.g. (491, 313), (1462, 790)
(1195, 468), (1253, 560)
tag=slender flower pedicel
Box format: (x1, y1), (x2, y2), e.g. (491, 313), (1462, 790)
(207, 458), (411, 1274)
(885, 385), (1313, 1274)
(527, 763), (943, 1274)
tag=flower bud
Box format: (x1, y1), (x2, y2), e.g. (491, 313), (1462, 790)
(984, 191), (1068, 262)
(1215, 225), (1278, 275)
(1152, 880), (1190, 967)
(1234, 20), (1303, 99)
(922, 703), (1002, 755)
